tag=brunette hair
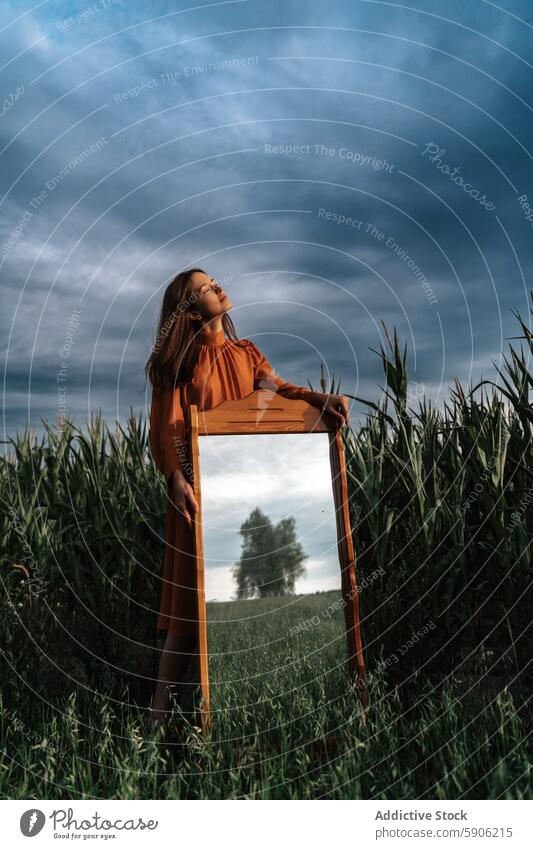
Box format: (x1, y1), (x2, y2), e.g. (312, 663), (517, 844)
(145, 267), (245, 391)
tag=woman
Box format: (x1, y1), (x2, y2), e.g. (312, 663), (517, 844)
(145, 268), (350, 724)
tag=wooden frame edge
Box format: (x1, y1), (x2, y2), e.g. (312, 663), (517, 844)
(189, 391), (368, 732)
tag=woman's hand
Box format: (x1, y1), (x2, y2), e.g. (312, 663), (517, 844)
(170, 469), (199, 528)
(316, 393), (351, 428)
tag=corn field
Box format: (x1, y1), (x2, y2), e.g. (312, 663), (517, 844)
(342, 292), (532, 684)
(0, 293), (531, 798)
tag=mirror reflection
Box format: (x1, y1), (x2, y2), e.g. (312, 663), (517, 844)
(198, 433), (347, 715)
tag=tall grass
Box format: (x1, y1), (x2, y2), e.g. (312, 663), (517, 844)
(337, 293), (532, 686)
(0, 593), (530, 799)
(0, 294), (531, 798)
(1, 410), (165, 704)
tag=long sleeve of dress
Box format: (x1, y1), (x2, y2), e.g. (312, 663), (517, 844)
(149, 385), (187, 485)
(247, 340), (317, 405)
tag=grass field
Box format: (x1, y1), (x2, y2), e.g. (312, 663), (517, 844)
(0, 590), (530, 800)
(1, 296), (531, 798)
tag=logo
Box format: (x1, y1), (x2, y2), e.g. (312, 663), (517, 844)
(20, 809), (46, 836)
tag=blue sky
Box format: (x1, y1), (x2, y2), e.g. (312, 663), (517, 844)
(2, 0), (532, 444)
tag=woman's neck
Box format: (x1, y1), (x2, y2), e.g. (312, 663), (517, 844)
(199, 317), (223, 336)
(196, 319), (226, 346)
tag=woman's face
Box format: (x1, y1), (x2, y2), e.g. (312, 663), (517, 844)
(189, 271), (232, 320)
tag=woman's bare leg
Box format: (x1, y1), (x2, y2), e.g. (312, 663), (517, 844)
(151, 632), (196, 724)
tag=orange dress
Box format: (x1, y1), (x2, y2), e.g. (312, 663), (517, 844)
(149, 326), (317, 637)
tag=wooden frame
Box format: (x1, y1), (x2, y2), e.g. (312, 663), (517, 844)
(189, 389), (369, 732)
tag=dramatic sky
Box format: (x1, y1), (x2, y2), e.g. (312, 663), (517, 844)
(2, 2), (532, 596)
(2, 0), (532, 446)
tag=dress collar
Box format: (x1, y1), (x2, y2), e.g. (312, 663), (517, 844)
(197, 326), (226, 346)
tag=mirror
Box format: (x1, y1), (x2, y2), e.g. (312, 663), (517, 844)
(198, 432), (347, 720)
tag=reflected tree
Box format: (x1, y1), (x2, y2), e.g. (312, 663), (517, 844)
(232, 506), (308, 598)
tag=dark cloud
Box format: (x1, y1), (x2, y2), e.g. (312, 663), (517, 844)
(2, 0), (532, 439)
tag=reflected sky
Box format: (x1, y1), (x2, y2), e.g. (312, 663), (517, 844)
(199, 432), (341, 601)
